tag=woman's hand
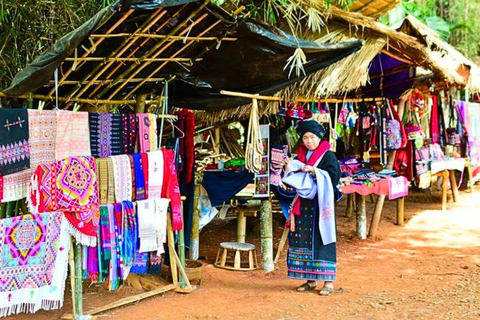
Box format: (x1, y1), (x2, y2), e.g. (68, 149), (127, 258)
(301, 165), (314, 173)
(279, 181), (294, 191)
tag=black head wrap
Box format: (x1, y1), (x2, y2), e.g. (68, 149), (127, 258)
(295, 120), (326, 139)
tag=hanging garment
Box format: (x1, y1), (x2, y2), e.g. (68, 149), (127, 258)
(55, 111), (91, 160)
(99, 206), (111, 280)
(122, 114), (137, 154)
(0, 212), (70, 316)
(136, 199), (159, 252)
(137, 113), (157, 152)
(147, 151), (164, 199)
(2, 110), (56, 202)
(154, 198), (169, 255)
(162, 149), (182, 231)
(430, 95), (441, 144)
(111, 155), (133, 203)
(0, 108), (30, 176)
(96, 158), (109, 205)
(106, 204), (120, 291)
(128, 155), (136, 202)
(141, 152), (149, 199)
(121, 201), (136, 279)
(183, 109), (195, 183)
(132, 154), (146, 201)
(89, 112), (113, 158)
(27, 156), (100, 246)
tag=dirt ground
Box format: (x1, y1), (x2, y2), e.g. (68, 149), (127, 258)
(8, 184), (480, 320)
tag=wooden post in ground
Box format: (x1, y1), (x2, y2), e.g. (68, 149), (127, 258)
(74, 243), (83, 319)
(260, 199), (274, 272)
(449, 170), (460, 202)
(441, 170), (448, 210)
(345, 194), (354, 218)
(190, 183), (200, 260)
(396, 197), (405, 226)
(274, 227), (289, 265)
(167, 213), (178, 285)
(356, 194), (367, 239)
(237, 211), (246, 243)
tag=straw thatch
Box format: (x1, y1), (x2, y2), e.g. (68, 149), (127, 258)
(348, 0), (400, 18)
(399, 15), (480, 93)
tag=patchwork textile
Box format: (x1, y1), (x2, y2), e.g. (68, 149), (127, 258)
(111, 155), (133, 202)
(2, 110), (56, 202)
(137, 113), (157, 152)
(0, 212), (70, 317)
(56, 111), (91, 161)
(0, 108), (30, 176)
(27, 156), (100, 246)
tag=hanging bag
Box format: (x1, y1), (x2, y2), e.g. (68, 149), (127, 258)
(385, 99), (403, 150)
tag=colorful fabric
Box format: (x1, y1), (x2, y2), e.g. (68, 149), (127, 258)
(148, 252), (162, 275)
(2, 110), (56, 203)
(430, 95), (441, 144)
(89, 112), (112, 158)
(128, 155), (136, 202)
(130, 251), (149, 274)
(174, 111), (185, 173)
(121, 201), (136, 279)
(0, 212), (70, 316)
(147, 151), (164, 199)
(141, 153), (149, 199)
(106, 204), (119, 290)
(154, 198), (169, 255)
(96, 158), (108, 205)
(111, 155), (133, 202)
(183, 109), (195, 183)
(111, 114), (126, 155)
(387, 176), (409, 200)
(55, 111), (91, 160)
(106, 157), (116, 204)
(0, 108), (30, 176)
(137, 113), (157, 152)
(162, 149), (183, 231)
(136, 199), (158, 252)
(122, 114), (137, 154)
(27, 156), (100, 246)
(132, 154), (146, 201)
(99, 205), (111, 280)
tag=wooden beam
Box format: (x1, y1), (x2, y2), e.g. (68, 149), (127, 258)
(64, 57), (202, 62)
(49, 77), (165, 85)
(89, 33), (236, 41)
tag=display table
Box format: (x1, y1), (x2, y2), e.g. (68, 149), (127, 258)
(430, 157), (466, 210)
(340, 177), (409, 239)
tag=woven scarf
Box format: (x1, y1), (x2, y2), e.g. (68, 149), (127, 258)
(183, 108), (195, 184)
(111, 155), (133, 202)
(121, 201), (136, 279)
(141, 153), (149, 199)
(0, 108), (30, 176)
(174, 111), (185, 173)
(27, 156), (100, 246)
(2, 110), (56, 202)
(162, 149), (183, 231)
(55, 111), (91, 161)
(99, 205), (111, 280)
(154, 198), (169, 255)
(147, 151), (164, 199)
(87, 241), (99, 282)
(111, 113), (125, 156)
(131, 251), (149, 274)
(136, 199), (158, 252)
(89, 112), (112, 158)
(128, 155), (136, 202)
(113, 203), (125, 281)
(106, 204), (119, 290)
(96, 158), (109, 205)
(430, 95), (441, 144)
(122, 114), (137, 154)
(106, 157), (116, 204)
(137, 113), (157, 152)
(0, 212), (70, 317)
(132, 154), (146, 201)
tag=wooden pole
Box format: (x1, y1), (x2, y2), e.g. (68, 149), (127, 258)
(274, 227), (289, 265)
(449, 170), (460, 202)
(167, 212), (178, 285)
(237, 211), (246, 243)
(396, 197), (405, 226)
(368, 97), (407, 239)
(74, 243), (83, 319)
(441, 170), (448, 210)
(135, 94), (146, 113)
(88, 33), (236, 41)
(68, 239), (76, 318)
(356, 194), (367, 239)
(190, 183), (200, 260)
(260, 199), (274, 272)
(177, 201), (186, 289)
(0, 92), (137, 105)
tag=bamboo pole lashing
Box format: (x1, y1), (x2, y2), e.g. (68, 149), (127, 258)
(97, 1), (211, 99)
(64, 57), (202, 62)
(49, 9), (135, 95)
(89, 33), (236, 42)
(106, 10), (211, 100)
(124, 16), (222, 99)
(65, 8), (169, 101)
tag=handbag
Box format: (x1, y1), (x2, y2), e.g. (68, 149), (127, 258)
(403, 99), (424, 140)
(385, 99), (406, 150)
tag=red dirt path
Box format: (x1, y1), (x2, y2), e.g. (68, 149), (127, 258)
(8, 185), (480, 320)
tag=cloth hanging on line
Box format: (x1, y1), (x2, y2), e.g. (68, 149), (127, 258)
(27, 156), (100, 246)
(121, 114), (137, 154)
(147, 151), (164, 199)
(128, 155), (136, 202)
(55, 110), (91, 161)
(88, 112), (124, 157)
(136, 199), (159, 253)
(132, 153), (146, 201)
(2, 110), (56, 203)
(111, 154), (133, 203)
(387, 176), (409, 200)
(137, 113), (157, 153)
(162, 149), (183, 231)
(0, 108), (30, 176)
(0, 212), (70, 317)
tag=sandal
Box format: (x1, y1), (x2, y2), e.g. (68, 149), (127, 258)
(319, 285), (334, 296)
(296, 282), (316, 292)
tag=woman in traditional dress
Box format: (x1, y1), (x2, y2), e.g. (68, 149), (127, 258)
(281, 120), (341, 296)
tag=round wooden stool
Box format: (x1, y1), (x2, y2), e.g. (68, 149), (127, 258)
(214, 242), (258, 271)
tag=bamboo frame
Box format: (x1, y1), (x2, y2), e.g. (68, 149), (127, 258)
(0, 91), (137, 105)
(89, 33), (236, 42)
(65, 57), (202, 62)
(220, 90), (380, 103)
(49, 77), (165, 85)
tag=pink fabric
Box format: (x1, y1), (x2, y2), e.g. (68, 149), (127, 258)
(137, 113), (157, 152)
(56, 111), (91, 160)
(2, 110), (56, 202)
(162, 149), (183, 231)
(387, 176), (409, 200)
(340, 179), (390, 196)
(430, 95), (440, 144)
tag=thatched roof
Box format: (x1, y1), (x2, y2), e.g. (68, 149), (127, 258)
(399, 15), (480, 93)
(276, 5), (468, 100)
(348, 0), (400, 18)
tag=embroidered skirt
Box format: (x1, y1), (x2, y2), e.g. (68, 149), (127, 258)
(287, 198), (336, 281)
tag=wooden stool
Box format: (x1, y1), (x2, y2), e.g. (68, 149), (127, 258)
(214, 242), (258, 271)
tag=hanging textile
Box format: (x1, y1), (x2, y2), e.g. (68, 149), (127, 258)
(99, 205), (111, 280)
(174, 110), (185, 173)
(121, 200), (136, 279)
(127, 155), (136, 202)
(56, 111), (91, 160)
(136, 113), (157, 152)
(430, 95), (441, 144)
(136, 199), (158, 252)
(27, 156), (100, 246)
(122, 114), (137, 154)
(162, 149), (183, 231)
(141, 153), (149, 199)
(147, 151), (164, 199)
(183, 108), (195, 184)
(96, 158), (109, 205)
(245, 99), (263, 173)
(154, 198), (169, 255)
(89, 112), (113, 158)
(0, 108), (30, 176)
(0, 212), (70, 317)
(132, 154), (146, 201)
(111, 155), (133, 203)
(2, 110), (56, 202)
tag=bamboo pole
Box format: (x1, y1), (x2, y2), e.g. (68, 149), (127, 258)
(74, 243), (83, 319)
(260, 199), (274, 272)
(167, 212), (178, 285)
(124, 15), (221, 99)
(6, 201), (15, 218)
(273, 227), (289, 265)
(64, 57), (203, 62)
(14, 200), (20, 216)
(236, 211), (246, 243)
(98, 1), (211, 100)
(49, 78), (165, 85)
(64, 8), (169, 100)
(220, 90), (381, 103)
(0, 203), (6, 219)
(177, 202), (186, 289)
(68, 239), (76, 318)
(396, 197), (405, 226)
(190, 183), (200, 261)
(135, 94), (146, 113)
(0, 92), (137, 105)
(356, 194), (367, 239)
(49, 9), (135, 95)
(89, 33), (236, 41)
